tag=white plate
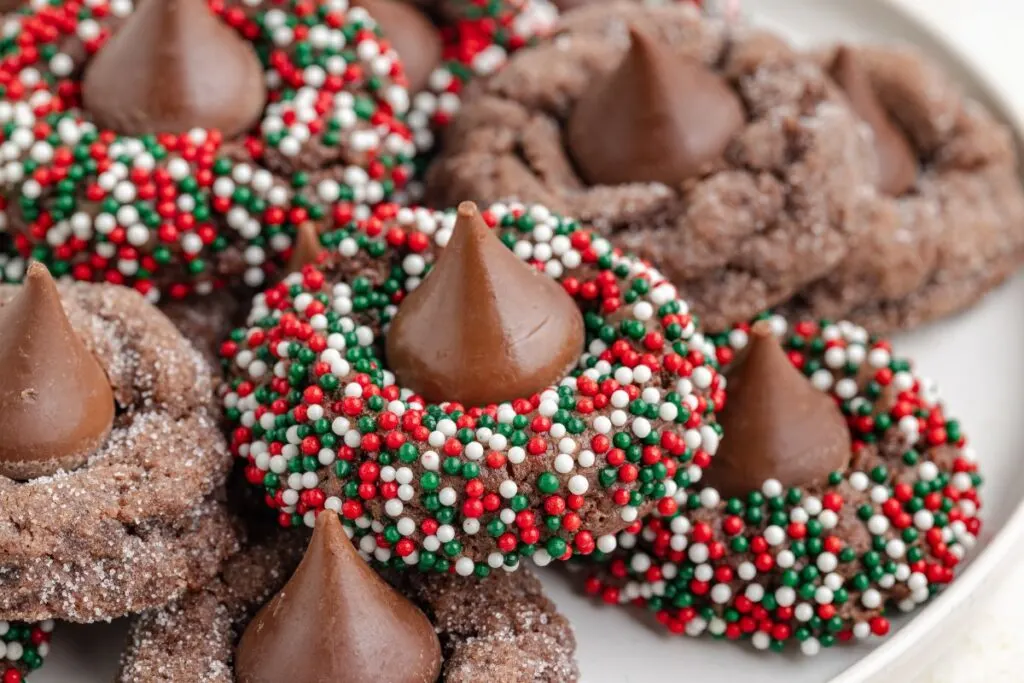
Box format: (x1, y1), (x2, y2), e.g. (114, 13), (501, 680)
(30, 1), (1024, 681)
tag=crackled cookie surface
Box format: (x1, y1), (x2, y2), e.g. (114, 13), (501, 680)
(580, 314), (982, 655)
(0, 267), (234, 622)
(118, 522), (578, 682)
(787, 45), (1024, 332)
(426, 3), (873, 330)
(222, 200), (726, 575)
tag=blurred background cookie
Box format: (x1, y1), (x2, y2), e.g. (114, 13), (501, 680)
(786, 44), (1024, 332)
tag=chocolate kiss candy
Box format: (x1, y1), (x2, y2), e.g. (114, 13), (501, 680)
(81, 0), (267, 138)
(830, 46), (918, 197)
(287, 222), (325, 272)
(0, 263), (115, 480)
(567, 27), (745, 187)
(235, 513), (442, 683)
(386, 201), (585, 407)
(550, 0), (595, 11)
(355, 0), (442, 93)
(703, 323), (851, 499)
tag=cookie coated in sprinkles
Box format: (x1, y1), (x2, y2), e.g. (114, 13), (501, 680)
(221, 201), (727, 576)
(582, 314), (982, 655)
(0, 620), (53, 683)
(0, 0), (416, 299)
(403, 0), (557, 155)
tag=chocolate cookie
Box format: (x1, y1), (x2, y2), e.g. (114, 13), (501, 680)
(787, 45), (1024, 332)
(118, 518), (579, 682)
(580, 314), (982, 655)
(0, 265), (235, 622)
(1, 620), (53, 683)
(425, 3), (874, 330)
(0, 0), (416, 301)
(221, 200), (726, 576)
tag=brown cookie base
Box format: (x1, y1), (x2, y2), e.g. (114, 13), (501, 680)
(425, 3), (874, 330)
(118, 529), (579, 682)
(159, 289), (246, 370)
(1, 497), (237, 624)
(787, 45), (1024, 332)
(0, 282), (234, 622)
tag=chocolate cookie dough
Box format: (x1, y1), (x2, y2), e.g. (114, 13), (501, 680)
(118, 520), (579, 682)
(159, 289), (247, 370)
(0, 266), (235, 623)
(581, 314), (982, 654)
(787, 45), (1024, 332)
(425, 2), (874, 330)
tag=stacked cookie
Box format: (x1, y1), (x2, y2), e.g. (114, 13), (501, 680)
(0, 0), (1007, 679)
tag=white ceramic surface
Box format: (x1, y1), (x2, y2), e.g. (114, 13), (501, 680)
(27, 1), (1024, 681)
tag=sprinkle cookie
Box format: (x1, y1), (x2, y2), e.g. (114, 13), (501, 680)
(118, 516), (579, 682)
(580, 314), (982, 654)
(0, 620), (53, 683)
(425, 2), (874, 330)
(787, 45), (1024, 332)
(0, 0), (417, 302)
(0, 265), (235, 622)
(354, 0), (558, 159)
(221, 200), (726, 576)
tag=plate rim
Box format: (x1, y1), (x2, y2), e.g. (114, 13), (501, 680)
(823, 2), (1024, 681)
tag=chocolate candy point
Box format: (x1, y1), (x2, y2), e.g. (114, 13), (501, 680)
(286, 221), (325, 272)
(550, 0), (593, 10)
(703, 322), (851, 499)
(235, 512), (442, 683)
(386, 200), (585, 407)
(830, 46), (918, 197)
(81, 0), (267, 138)
(567, 26), (744, 187)
(354, 0), (442, 93)
(0, 263), (115, 480)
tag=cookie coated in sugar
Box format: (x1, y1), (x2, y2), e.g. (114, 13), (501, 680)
(425, 2), (875, 330)
(118, 526), (578, 682)
(788, 44), (1024, 332)
(0, 275), (235, 623)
